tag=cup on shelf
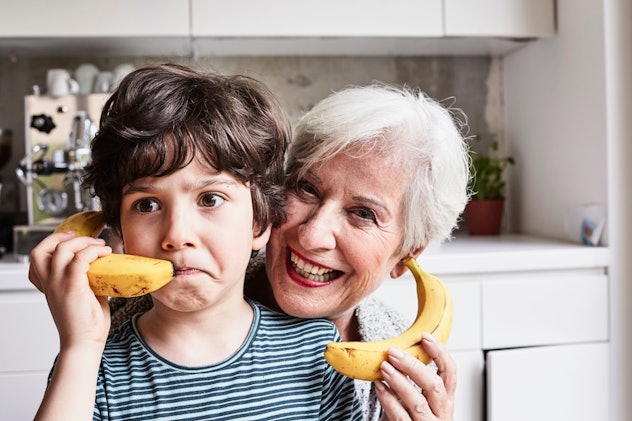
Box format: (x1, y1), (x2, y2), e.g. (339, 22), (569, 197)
(74, 63), (100, 95)
(93, 71), (114, 93)
(111, 63), (135, 90)
(46, 68), (79, 97)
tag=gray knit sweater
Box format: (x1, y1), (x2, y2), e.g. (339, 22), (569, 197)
(354, 296), (410, 421)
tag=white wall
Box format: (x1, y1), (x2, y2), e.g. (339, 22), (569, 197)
(503, 0), (608, 240)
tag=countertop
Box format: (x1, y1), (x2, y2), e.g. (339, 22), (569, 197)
(420, 234), (609, 275)
(0, 255), (32, 291)
(0, 234), (610, 291)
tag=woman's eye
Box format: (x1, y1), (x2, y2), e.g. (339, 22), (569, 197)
(133, 198), (160, 214)
(296, 179), (318, 198)
(353, 207), (378, 223)
(200, 192), (225, 208)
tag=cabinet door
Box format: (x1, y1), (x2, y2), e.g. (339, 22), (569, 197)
(191, 0), (443, 37)
(481, 273), (608, 349)
(0, 291), (58, 372)
(487, 342), (609, 421)
(445, 0), (556, 37)
(452, 350), (484, 421)
(0, 291), (58, 419)
(0, 372), (49, 420)
(0, 0), (189, 37)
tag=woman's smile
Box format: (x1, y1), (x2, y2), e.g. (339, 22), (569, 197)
(287, 249), (342, 284)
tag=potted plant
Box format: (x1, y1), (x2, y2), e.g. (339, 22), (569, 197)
(465, 137), (514, 235)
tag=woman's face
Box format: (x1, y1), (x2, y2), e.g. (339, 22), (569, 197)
(266, 151), (411, 327)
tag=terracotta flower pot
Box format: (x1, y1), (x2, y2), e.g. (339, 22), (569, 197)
(464, 199), (505, 235)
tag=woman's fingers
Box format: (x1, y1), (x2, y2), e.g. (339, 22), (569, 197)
(377, 334), (457, 421)
(419, 332), (457, 405)
(374, 378), (414, 421)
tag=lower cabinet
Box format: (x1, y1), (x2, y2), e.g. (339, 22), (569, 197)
(452, 350), (485, 421)
(373, 262), (609, 421)
(486, 342), (609, 421)
(0, 290), (58, 420)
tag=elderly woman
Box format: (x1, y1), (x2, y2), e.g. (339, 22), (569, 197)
(111, 83), (470, 420)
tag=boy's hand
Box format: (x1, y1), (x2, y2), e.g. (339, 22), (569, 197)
(29, 232), (113, 350)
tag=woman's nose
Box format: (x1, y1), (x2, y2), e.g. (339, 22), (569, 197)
(297, 205), (338, 251)
(161, 209), (196, 250)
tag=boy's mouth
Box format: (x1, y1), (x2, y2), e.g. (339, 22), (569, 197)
(289, 251), (342, 283)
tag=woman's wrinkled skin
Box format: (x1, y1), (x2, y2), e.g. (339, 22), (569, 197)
(264, 152), (456, 421)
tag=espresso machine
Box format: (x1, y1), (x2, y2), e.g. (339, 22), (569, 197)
(14, 93), (108, 255)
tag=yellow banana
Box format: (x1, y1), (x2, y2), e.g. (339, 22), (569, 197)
(323, 258), (453, 381)
(54, 210), (174, 297)
(53, 210), (106, 237)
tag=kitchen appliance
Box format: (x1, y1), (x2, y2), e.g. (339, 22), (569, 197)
(16, 94), (109, 228)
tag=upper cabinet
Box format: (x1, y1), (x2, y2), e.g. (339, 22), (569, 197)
(0, 0), (189, 37)
(444, 0), (556, 37)
(0, 0), (556, 56)
(190, 0), (555, 56)
(190, 0), (443, 37)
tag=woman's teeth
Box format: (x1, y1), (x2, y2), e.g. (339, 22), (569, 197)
(290, 252), (338, 282)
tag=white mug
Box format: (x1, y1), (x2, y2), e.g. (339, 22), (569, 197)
(74, 63), (100, 95)
(46, 69), (79, 97)
(94, 71), (114, 94)
(111, 63), (135, 90)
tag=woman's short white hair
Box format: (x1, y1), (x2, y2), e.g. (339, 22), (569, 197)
(286, 83), (471, 254)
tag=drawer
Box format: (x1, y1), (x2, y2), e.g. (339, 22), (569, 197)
(371, 273), (481, 351)
(481, 273), (608, 349)
(0, 291), (58, 372)
(0, 371), (49, 420)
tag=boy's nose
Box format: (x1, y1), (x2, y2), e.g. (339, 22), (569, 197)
(161, 210), (196, 250)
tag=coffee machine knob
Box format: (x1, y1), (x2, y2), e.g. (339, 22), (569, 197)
(30, 114), (56, 134)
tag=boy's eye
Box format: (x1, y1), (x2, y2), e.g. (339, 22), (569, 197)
(133, 198), (160, 214)
(199, 192), (225, 208)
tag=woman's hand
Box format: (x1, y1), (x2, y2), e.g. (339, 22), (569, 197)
(29, 232), (113, 350)
(375, 332), (456, 421)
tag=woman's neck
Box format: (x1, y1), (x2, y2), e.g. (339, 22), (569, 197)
(330, 310), (361, 342)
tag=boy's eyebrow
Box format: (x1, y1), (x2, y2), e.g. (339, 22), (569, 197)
(122, 175), (241, 196)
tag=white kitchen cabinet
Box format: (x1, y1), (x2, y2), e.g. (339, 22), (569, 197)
(481, 272), (608, 349)
(444, 0), (556, 37)
(0, 0), (189, 37)
(0, 289), (58, 420)
(487, 342), (609, 421)
(372, 236), (609, 421)
(189, 0), (554, 56)
(191, 0), (443, 37)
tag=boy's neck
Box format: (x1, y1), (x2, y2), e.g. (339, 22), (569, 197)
(135, 297), (254, 367)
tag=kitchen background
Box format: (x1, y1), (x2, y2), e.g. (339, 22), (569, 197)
(1, 0), (631, 420)
(0, 55), (500, 229)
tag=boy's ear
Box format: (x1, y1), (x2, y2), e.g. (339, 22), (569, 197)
(389, 245), (426, 279)
(252, 225), (272, 252)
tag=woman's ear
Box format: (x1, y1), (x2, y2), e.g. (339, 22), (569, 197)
(389, 245), (426, 278)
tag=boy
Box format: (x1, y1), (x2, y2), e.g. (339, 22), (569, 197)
(29, 64), (361, 420)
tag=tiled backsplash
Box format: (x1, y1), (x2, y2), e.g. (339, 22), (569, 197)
(0, 55), (501, 215)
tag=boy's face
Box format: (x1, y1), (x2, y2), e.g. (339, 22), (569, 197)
(119, 158), (270, 312)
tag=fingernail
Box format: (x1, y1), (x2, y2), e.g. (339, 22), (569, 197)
(422, 332), (435, 342)
(381, 360), (395, 378)
(388, 347), (404, 358)
(374, 380), (386, 392)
